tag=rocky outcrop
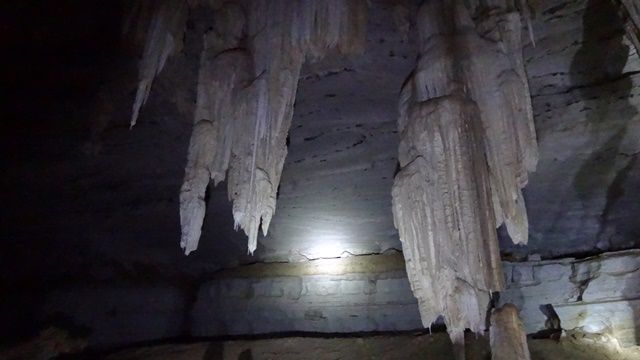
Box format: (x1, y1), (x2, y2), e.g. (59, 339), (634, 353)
(501, 250), (640, 347)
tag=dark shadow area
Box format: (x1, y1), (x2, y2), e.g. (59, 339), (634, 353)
(0, 0), (126, 343)
(570, 0), (638, 252)
(531, 304), (562, 340)
(0, 1), (253, 344)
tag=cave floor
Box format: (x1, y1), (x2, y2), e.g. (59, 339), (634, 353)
(64, 330), (639, 360)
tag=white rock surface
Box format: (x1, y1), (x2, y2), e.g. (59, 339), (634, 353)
(179, 0), (368, 255)
(501, 250), (640, 347)
(392, 0), (536, 353)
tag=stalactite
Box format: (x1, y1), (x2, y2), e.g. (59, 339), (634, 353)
(463, 0), (539, 244)
(179, 0), (367, 255)
(179, 1), (253, 255)
(129, 0), (188, 128)
(615, 0), (640, 54)
(393, 1), (504, 355)
(392, 1), (537, 358)
(490, 304), (531, 360)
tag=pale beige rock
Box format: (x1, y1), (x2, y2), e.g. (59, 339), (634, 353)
(393, 2), (504, 356)
(179, 1), (254, 255)
(179, 0), (367, 255)
(393, 0), (537, 358)
(490, 304), (531, 360)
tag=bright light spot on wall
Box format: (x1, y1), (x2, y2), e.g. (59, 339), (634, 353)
(300, 230), (351, 259)
(307, 241), (344, 258)
(298, 226), (354, 261)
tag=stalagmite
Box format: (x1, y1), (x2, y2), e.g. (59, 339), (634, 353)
(130, 0), (188, 128)
(615, 0), (640, 54)
(490, 304), (531, 360)
(392, 1), (537, 358)
(179, 0), (367, 255)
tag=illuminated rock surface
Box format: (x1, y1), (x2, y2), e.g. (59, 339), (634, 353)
(490, 304), (531, 360)
(178, 0), (367, 255)
(391, 0), (535, 352)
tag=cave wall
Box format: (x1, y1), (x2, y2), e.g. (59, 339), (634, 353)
(38, 251), (639, 348)
(43, 286), (189, 347)
(520, 0), (640, 256)
(191, 269), (420, 336)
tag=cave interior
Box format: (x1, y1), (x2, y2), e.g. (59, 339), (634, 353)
(2, 0), (640, 359)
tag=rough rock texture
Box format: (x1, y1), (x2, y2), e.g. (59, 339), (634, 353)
(191, 270), (420, 336)
(392, 0), (535, 350)
(520, 0), (640, 257)
(500, 250), (640, 347)
(179, 0), (367, 255)
(490, 304), (531, 360)
(616, 0), (640, 54)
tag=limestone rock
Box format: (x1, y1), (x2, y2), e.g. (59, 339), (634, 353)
(392, 1), (537, 353)
(130, 0), (188, 128)
(490, 304), (531, 360)
(616, 0), (640, 54)
(501, 250), (640, 347)
(179, 0), (367, 255)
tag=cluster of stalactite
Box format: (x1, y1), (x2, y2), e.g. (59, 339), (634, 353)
(174, 0), (367, 255)
(392, 0), (537, 358)
(615, 0), (640, 54)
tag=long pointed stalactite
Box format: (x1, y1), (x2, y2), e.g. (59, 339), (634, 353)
(392, 0), (537, 358)
(129, 0), (189, 128)
(178, 0), (367, 255)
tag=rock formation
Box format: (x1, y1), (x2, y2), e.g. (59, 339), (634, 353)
(178, 0), (367, 254)
(490, 304), (531, 360)
(392, 0), (537, 357)
(616, 0), (640, 54)
(129, 0), (189, 128)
